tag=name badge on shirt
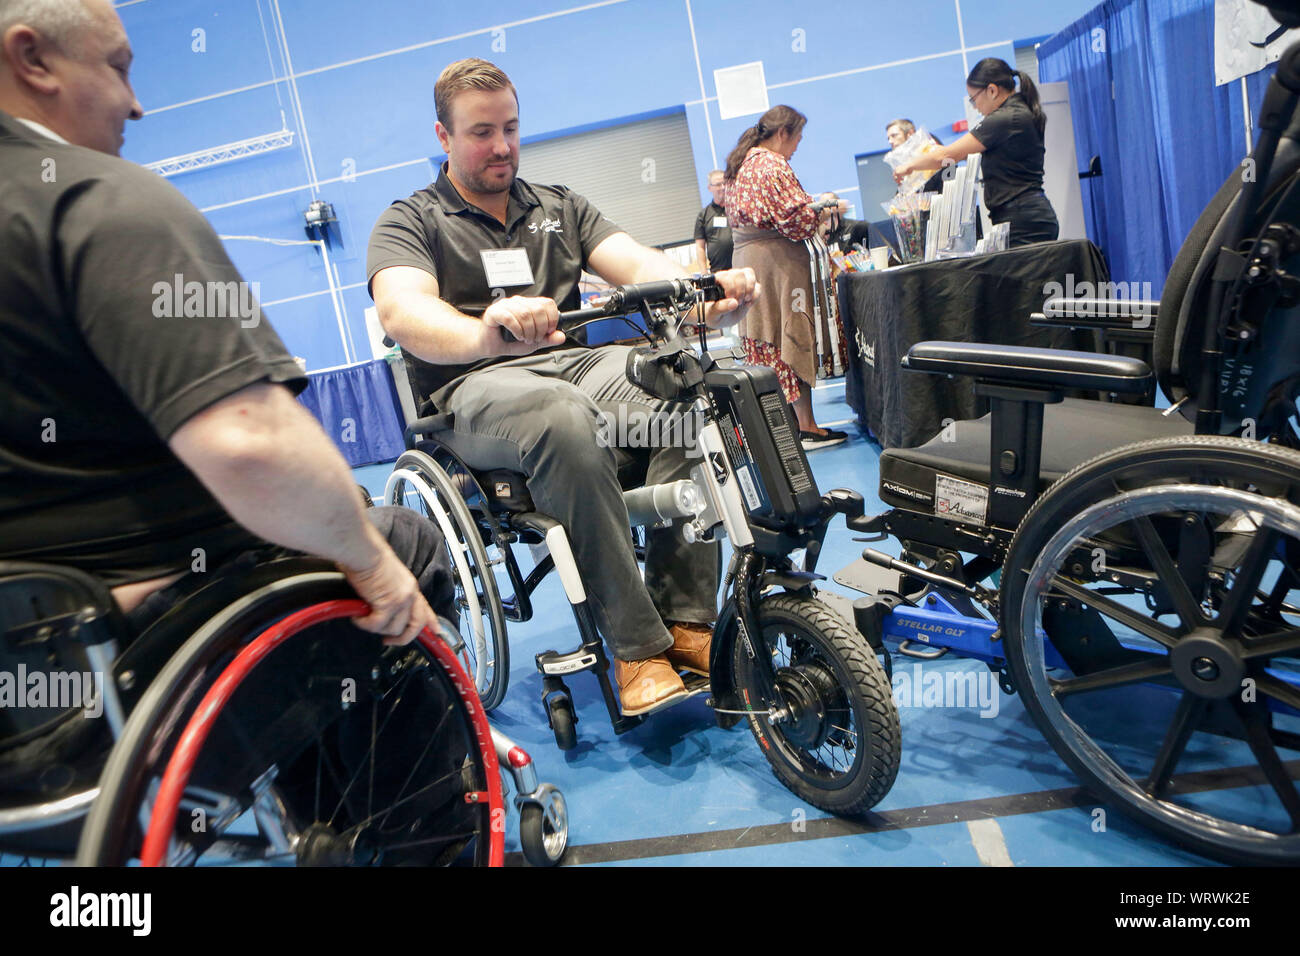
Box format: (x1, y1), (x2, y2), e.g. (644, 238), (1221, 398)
(479, 248), (535, 288)
(713, 215), (728, 229)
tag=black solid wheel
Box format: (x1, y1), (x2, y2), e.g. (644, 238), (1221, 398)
(77, 577), (502, 866)
(729, 592), (900, 815)
(387, 450), (510, 710)
(549, 698), (577, 752)
(519, 797), (567, 866)
(1002, 436), (1300, 865)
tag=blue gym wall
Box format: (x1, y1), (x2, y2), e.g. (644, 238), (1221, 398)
(114, 0), (1100, 370)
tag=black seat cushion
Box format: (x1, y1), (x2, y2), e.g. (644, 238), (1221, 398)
(878, 398), (1193, 513)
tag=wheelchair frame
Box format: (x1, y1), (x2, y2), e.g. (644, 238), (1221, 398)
(0, 557), (567, 866)
(389, 277), (903, 817)
(819, 42), (1300, 864)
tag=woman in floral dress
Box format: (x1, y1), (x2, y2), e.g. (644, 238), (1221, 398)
(722, 105), (847, 449)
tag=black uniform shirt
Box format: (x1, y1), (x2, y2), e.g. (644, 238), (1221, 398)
(0, 111), (306, 584)
(693, 201), (732, 271)
(971, 92), (1046, 212)
(366, 163), (622, 406)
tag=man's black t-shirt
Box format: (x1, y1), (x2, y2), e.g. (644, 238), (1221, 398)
(366, 164), (622, 407)
(971, 93), (1046, 211)
(693, 201), (732, 271)
(0, 111), (306, 585)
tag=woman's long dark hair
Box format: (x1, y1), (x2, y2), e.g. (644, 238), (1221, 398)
(967, 57), (1045, 137)
(723, 105), (807, 181)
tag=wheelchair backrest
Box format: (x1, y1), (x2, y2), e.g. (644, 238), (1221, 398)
(1154, 104), (1300, 440)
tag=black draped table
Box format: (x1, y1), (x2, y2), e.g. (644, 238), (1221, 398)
(836, 239), (1106, 449)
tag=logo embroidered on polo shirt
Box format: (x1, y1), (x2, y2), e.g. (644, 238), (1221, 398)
(528, 217), (562, 234)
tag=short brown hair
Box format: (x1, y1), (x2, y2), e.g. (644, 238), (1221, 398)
(434, 58), (518, 131)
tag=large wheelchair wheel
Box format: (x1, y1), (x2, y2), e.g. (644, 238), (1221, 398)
(386, 449), (510, 710)
(1002, 436), (1300, 865)
(729, 593), (900, 815)
(77, 575), (504, 866)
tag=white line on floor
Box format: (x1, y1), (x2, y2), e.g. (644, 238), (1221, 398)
(966, 818), (1014, 867)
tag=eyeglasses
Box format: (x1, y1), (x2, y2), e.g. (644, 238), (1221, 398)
(968, 86), (994, 107)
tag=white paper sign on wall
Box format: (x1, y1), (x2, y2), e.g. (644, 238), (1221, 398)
(714, 61), (771, 120)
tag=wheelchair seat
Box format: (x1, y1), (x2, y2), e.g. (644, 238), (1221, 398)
(881, 109), (1300, 529)
(878, 397), (1193, 512)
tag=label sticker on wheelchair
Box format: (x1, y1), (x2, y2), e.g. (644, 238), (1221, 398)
(934, 473), (987, 525)
(736, 464), (762, 511)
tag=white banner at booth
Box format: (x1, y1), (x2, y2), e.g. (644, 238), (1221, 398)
(1216, 0), (1298, 85)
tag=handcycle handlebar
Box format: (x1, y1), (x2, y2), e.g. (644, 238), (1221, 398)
(497, 275), (723, 343)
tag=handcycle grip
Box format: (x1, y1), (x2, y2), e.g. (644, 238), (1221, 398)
(496, 275), (723, 343)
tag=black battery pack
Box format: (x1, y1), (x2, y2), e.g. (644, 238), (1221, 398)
(704, 357), (822, 531)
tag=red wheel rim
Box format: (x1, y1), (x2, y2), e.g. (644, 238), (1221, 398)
(140, 599), (505, 867)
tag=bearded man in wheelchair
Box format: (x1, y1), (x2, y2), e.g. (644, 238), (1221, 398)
(0, 0), (479, 865)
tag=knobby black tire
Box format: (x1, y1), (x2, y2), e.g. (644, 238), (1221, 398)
(732, 592), (900, 815)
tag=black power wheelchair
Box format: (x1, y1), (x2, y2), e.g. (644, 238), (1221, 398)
(823, 41), (1300, 865)
(386, 278), (903, 816)
(0, 549), (568, 867)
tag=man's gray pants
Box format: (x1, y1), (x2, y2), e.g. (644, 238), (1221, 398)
(431, 345), (719, 661)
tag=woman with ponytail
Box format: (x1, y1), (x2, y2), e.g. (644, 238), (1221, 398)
(892, 58), (1058, 246)
(723, 105), (848, 449)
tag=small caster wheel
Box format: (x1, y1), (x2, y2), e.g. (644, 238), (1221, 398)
(519, 793), (568, 867)
(548, 697), (577, 751)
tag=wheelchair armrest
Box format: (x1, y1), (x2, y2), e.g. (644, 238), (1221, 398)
(403, 412), (454, 448)
(901, 341), (1153, 394)
(1032, 297), (1159, 332)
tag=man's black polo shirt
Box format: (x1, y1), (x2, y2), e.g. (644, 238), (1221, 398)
(0, 111), (305, 584)
(693, 201), (732, 271)
(366, 163), (622, 406)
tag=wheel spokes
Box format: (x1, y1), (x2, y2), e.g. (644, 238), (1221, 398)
(1231, 698), (1300, 831)
(1051, 655), (1172, 698)
(1051, 576), (1180, 648)
(1143, 692), (1207, 797)
(1254, 671), (1300, 713)
(1217, 528), (1279, 635)
(1131, 514), (1206, 630)
(1240, 627), (1300, 660)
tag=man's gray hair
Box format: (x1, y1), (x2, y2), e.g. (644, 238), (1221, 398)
(0, 0), (98, 56)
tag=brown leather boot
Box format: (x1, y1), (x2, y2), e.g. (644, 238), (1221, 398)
(666, 621), (713, 676)
(614, 655), (689, 716)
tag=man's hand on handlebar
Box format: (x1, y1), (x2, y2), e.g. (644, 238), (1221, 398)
(481, 295), (566, 354)
(701, 267), (759, 329)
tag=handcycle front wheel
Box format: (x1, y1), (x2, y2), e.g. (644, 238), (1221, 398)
(727, 592), (901, 815)
(77, 582), (505, 867)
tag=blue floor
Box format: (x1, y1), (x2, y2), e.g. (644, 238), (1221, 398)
(5, 381), (1281, 868)
(357, 381), (1265, 867)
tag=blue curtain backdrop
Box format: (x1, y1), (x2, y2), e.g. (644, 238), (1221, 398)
(1038, 0), (1277, 292)
(296, 359), (407, 467)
